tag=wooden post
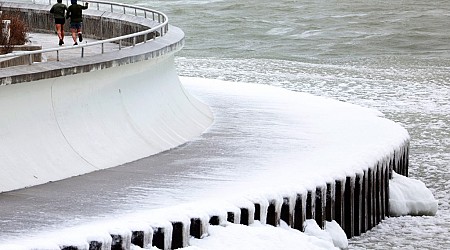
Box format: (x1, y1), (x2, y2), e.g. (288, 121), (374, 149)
(367, 167), (374, 229)
(326, 182), (335, 222)
(334, 179), (345, 229)
(254, 203), (261, 221)
(315, 186), (325, 228)
(394, 149), (399, 175)
(385, 161), (390, 216)
(266, 201), (277, 226)
(240, 208), (249, 226)
(131, 231), (145, 248)
(375, 164), (382, 224)
(152, 227), (165, 250)
(405, 142), (410, 177)
(353, 173), (362, 236)
(190, 218), (203, 239)
(294, 193), (306, 231)
(171, 221), (184, 249)
(344, 176), (355, 238)
(110, 233), (131, 250)
(227, 211), (236, 223)
(209, 215), (220, 226)
(380, 163), (386, 221)
(281, 197), (293, 226)
(88, 241), (105, 250)
(361, 169), (368, 233)
(306, 190), (315, 222)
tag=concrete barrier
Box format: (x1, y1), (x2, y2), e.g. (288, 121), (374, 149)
(0, 45), (42, 67)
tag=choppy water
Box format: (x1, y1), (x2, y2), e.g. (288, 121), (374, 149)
(131, 0), (450, 248)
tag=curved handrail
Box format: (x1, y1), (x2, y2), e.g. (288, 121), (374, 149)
(0, 0), (168, 62)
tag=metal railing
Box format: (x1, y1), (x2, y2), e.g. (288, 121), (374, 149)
(0, 0), (169, 63)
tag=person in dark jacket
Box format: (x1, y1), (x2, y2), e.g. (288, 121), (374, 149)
(66, 0), (88, 45)
(50, 0), (67, 46)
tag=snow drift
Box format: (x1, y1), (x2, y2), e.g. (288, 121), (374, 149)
(389, 171), (438, 216)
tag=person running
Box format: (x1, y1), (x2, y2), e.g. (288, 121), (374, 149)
(66, 0), (88, 46)
(50, 0), (67, 46)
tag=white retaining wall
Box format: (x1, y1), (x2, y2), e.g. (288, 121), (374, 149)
(0, 53), (213, 193)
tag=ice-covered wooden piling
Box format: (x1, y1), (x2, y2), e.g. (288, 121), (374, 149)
(281, 197), (293, 226)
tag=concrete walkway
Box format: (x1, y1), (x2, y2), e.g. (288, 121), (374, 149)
(27, 32), (120, 62)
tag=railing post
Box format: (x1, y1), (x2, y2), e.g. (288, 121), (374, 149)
(57, 50), (59, 61)
(101, 43), (104, 54)
(133, 37), (136, 47)
(28, 54), (32, 65)
(119, 40), (122, 50)
(81, 47), (84, 58)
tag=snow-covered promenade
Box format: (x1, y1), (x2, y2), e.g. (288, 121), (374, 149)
(0, 1), (429, 249)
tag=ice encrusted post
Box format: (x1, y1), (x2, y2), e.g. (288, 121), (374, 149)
(326, 182), (335, 222)
(314, 186), (325, 228)
(280, 197), (293, 226)
(353, 173), (363, 237)
(344, 175), (355, 238)
(334, 179), (345, 230)
(294, 193), (306, 231)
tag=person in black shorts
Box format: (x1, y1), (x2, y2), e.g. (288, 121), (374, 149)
(66, 0), (88, 46)
(50, 0), (67, 46)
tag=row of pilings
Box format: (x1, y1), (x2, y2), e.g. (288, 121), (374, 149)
(55, 142), (408, 250)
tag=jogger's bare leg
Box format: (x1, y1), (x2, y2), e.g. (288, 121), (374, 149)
(55, 24), (62, 40)
(71, 28), (77, 44)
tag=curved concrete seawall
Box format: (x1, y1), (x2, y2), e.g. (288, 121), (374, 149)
(0, 2), (412, 250)
(0, 2), (213, 192)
